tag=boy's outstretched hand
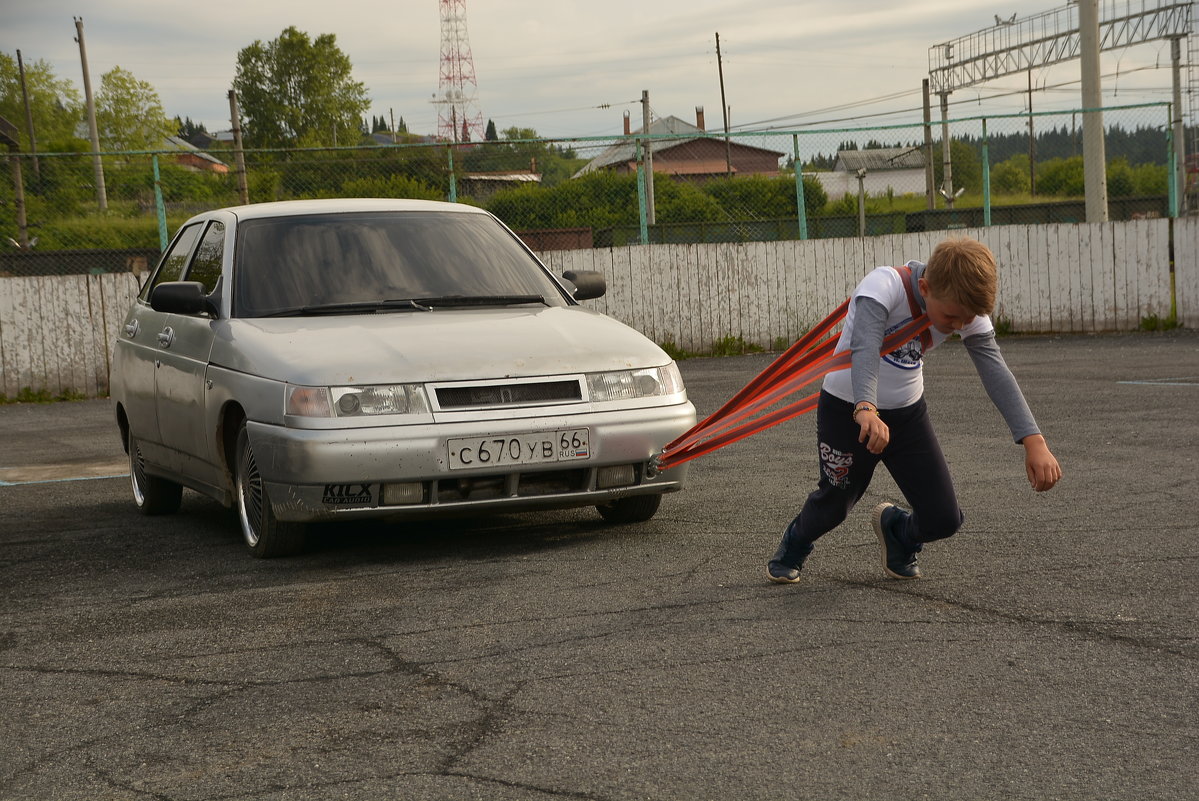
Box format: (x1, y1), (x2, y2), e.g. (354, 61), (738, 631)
(1021, 434), (1062, 492)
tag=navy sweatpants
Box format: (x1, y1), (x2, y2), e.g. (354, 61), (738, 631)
(786, 391), (965, 550)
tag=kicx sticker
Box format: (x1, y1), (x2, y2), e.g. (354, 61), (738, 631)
(322, 483), (373, 505)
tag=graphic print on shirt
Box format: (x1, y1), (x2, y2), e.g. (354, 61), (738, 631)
(882, 316), (924, 370)
(820, 442), (853, 489)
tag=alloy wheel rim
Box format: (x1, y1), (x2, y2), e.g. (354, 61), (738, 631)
(237, 443), (264, 548)
(129, 439), (146, 506)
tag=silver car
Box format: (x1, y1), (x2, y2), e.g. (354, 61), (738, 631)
(111, 199), (695, 557)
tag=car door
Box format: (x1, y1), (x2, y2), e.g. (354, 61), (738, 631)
(154, 220), (226, 485)
(115, 222), (204, 457)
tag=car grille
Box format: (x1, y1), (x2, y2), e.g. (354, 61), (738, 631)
(435, 380), (581, 409)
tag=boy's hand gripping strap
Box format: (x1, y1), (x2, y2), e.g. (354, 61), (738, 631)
(655, 291), (931, 471)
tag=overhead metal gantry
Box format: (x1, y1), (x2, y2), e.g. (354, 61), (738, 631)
(925, 1), (1193, 216)
(929, 1), (1191, 93)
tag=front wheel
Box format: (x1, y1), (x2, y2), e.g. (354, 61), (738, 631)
(128, 429), (182, 515)
(596, 494), (662, 524)
(235, 424), (305, 558)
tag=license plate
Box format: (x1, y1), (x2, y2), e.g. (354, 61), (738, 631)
(447, 429), (590, 470)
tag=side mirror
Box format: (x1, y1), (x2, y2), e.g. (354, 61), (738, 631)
(150, 281), (217, 316)
(561, 270), (606, 301)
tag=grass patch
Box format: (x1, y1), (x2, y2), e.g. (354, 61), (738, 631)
(709, 336), (764, 357)
(993, 316), (1015, 336)
(1139, 313), (1179, 332)
(0, 386), (89, 404)
(658, 341), (697, 361)
(660, 336), (768, 359)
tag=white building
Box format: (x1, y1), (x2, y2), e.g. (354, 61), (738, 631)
(812, 147), (927, 198)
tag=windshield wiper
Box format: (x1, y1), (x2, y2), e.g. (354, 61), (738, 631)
(414, 294), (546, 308)
(261, 298), (432, 317)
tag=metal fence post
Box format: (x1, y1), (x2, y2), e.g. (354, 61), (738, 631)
(981, 118), (992, 227)
(793, 135), (808, 240)
(151, 154), (168, 250)
(447, 146), (457, 203)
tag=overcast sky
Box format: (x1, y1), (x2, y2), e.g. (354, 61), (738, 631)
(2, 0), (1184, 142)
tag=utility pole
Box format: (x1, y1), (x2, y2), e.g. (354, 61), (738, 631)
(716, 32), (732, 177)
(641, 89), (655, 225)
(921, 79), (934, 210)
(938, 91), (955, 208)
(0, 116), (29, 248)
(1169, 37), (1186, 213)
(16, 51), (39, 179)
(1078, 0), (1108, 222)
(1028, 69), (1036, 195)
(74, 17), (107, 211)
(227, 90), (249, 205)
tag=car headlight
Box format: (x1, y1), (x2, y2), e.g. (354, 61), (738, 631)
(586, 363), (684, 402)
(286, 384), (430, 417)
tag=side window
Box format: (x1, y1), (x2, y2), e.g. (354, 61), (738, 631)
(140, 224), (203, 300)
(186, 221), (225, 294)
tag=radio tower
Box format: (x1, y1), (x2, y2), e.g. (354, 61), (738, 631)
(437, 0), (484, 142)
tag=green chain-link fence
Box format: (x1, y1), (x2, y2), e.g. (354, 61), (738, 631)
(1, 101), (1189, 276)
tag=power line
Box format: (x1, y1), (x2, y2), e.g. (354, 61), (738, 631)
(734, 64), (1175, 132)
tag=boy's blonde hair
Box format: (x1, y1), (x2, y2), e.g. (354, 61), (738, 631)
(924, 238), (997, 316)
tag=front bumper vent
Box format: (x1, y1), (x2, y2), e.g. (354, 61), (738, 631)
(435, 380), (581, 409)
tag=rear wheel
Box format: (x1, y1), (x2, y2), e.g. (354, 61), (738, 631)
(596, 494), (662, 524)
(235, 424), (305, 558)
(128, 429), (182, 515)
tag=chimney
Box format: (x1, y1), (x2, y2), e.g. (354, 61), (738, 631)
(623, 110), (631, 136)
(695, 106), (706, 131)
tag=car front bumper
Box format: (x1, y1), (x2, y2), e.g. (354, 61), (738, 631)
(246, 402), (696, 522)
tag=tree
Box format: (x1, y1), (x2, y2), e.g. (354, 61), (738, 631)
(95, 66), (174, 152)
(175, 116), (209, 140)
(232, 26), (370, 148)
(485, 119), (498, 141)
(990, 154), (1030, 195)
(703, 174), (827, 217)
(1036, 156), (1085, 196)
(0, 52), (83, 147)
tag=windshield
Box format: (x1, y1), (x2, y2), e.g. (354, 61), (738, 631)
(232, 211), (569, 318)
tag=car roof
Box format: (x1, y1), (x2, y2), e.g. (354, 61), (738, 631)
(215, 198), (488, 222)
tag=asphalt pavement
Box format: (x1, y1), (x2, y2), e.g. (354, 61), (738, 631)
(1, 330), (1196, 800)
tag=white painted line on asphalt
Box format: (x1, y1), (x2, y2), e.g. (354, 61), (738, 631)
(0, 462), (129, 486)
(1117, 377), (1199, 387)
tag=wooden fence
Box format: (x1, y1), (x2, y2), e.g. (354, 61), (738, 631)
(1, 219), (1195, 399)
(542, 218), (1195, 353)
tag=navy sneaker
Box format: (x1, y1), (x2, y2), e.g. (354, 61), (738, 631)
(766, 521), (813, 584)
(872, 502), (922, 579)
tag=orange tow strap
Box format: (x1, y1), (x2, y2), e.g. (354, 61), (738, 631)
(656, 284), (932, 471)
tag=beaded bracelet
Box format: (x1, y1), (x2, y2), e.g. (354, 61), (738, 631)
(852, 404), (879, 423)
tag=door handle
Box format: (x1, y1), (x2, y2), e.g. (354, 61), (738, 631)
(124, 320), (139, 337)
(157, 327), (175, 348)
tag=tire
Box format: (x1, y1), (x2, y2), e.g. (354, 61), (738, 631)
(596, 493), (662, 524)
(128, 429), (182, 515)
(235, 423), (305, 558)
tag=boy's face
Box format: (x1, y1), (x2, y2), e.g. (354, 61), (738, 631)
(918, 277), (976, 334)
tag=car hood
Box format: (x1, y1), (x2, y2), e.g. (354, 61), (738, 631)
(213, 306), (671, 385)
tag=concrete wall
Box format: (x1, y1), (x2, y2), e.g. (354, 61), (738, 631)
(1, 219), (1194, 398)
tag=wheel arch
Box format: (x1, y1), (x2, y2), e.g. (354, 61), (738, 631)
(217, 401), (247, 491)
(116, 403), (130, 455)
